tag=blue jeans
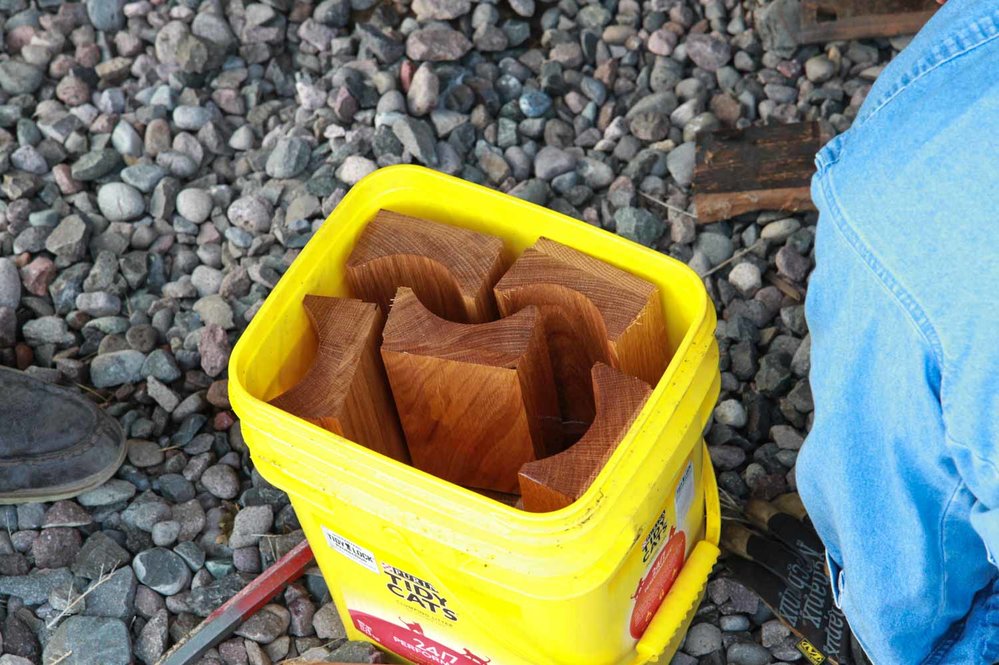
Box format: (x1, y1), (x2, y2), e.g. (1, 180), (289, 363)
(796, 1), (999, 663)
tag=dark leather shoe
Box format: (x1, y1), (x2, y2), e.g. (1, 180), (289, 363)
(0, 366), (125, 503)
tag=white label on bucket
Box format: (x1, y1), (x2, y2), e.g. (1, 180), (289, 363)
(322, 526), (378, 573)
(675, 461), (695, 528)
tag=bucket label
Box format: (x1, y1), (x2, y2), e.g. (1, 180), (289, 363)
(382, 562), (458, 621)
(675, 461), (695, 536)
(322, 526), (378, 573)
(351, 611), (492, 665)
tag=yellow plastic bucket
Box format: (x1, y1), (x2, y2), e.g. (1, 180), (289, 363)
(229, 165), (721, 665)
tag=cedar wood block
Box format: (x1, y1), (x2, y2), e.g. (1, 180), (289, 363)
(345, 210), (507, 323)
(519, 363), (652, 512)
(269, 295), (409, 463)
(381, 287), (561, 494)
(494, 237), (669, 433)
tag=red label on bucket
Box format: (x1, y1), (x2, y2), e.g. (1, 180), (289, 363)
(351, 610), (493, 665)
(630, 529), (686, 638)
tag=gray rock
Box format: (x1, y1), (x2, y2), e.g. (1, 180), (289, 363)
(98, 183), (145, 221)
(22, 316), (74, 346)
(11, 145), (46, 174)
(72, 150), (122, 181)
(775, 245), (810, 282)
(335, 155), (377, 185)
(412, 0), (470, 20)
(151, 520), (181, 547)
(201, 464), (240, 499)
(111, 120), (142, 157)
(756, 352), (793, 397)
(228, 505), (274, 549)
(73, 532), (130, 579)
(685, 33), (732, 72)
(0, 568), (74, 605)
(726, 641), (771, 665)
(714, 399), (748, 428)
(120, 164), (166, 193)
(173, 105), (212, 130)
(0, 258), (21, 309)
(142, 349), (182, 383)
(135, 609), (169, 665)
(694, 232), (734, 267)
(728, 262), (762, 296)
(313, 602), (347, 640)
(534, 146), (576, 180)
(683, 622), (722, 656)
(392, 117), (438, 166)
(235, 603), (290, 644)
(87, 0), (126, 31)
(666, 141), (696, 187)
(133, 548), (191, 596)
(407, 63), (439, 116)
(82, 566), (137, 620)
(755, 0), (801, 58)
(614, 207), (663, 246)
(77, 480), (137, 507)
(228, 196), (272, 234)
(44, 616), (131, 665)
(0, 61), (43, 95)
(266, 138), (311, 179)
(760, 218), (801, 243)
(177, 188), (213, 223)
(91, 350), (146, 387)
(45, 215), (89, 260)
(406, 27), (472, 61)
(76, 292), (121, 317)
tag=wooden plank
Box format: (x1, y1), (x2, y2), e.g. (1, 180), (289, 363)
(345, 210), (507, 323)
(798, 0), (937, 43)
(693, 122), (831, 224)
(269, 295), (409, 463)
(494, 238), (669, 439)
(381, 287), (560, 493)
(518, 363), (651, 512)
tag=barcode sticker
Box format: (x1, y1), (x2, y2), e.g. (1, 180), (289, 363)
(322, 526), (378, 573)
(675, 462), (695, 528)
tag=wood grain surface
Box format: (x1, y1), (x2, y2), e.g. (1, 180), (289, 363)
(381, 287), (560, 493)
(798, 0), (937, 43)
(269, 295), (409, 463)
(693, 122), (832, 223)
(518, 363), (651, 512)
(345, 210), (507, 323)
(494, 238), (668, 438)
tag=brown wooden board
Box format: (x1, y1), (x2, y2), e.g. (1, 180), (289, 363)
(381, 287), (560, 493)
(693, 122), (832, 224)
(345, 210), (507, 323)
(494, 238), (669, 438)
(798, 0), (937, 44)
(269, 296), (409, 463)
(518, 363), (651, 513)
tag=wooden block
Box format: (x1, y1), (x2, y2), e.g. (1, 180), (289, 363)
(494, 238), (668, 435)
(345, 210), (507, 323)
(269, 295), (409, 463)
(381, 287), (560, 493)
(518, 363), (651, 512)
(693, 122), (833, 224)
(798, 0), (937, 44)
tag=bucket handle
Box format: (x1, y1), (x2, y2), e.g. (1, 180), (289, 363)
(632, 442), (722, 664)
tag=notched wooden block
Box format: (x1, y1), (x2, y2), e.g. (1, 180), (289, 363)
(693, 121), (833, 224)
(798, 0), (937, 44)
(381, 287), (561, 493)
(269, 295), (409, 463)
(494, 237), (669, 435)
(345, 210), (507, 323)
(518, 363), (652, 513)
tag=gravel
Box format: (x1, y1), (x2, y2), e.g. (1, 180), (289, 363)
(0, 0), (892, 660)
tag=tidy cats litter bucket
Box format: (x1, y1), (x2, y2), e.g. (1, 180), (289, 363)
(229, 165), (722, 665)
